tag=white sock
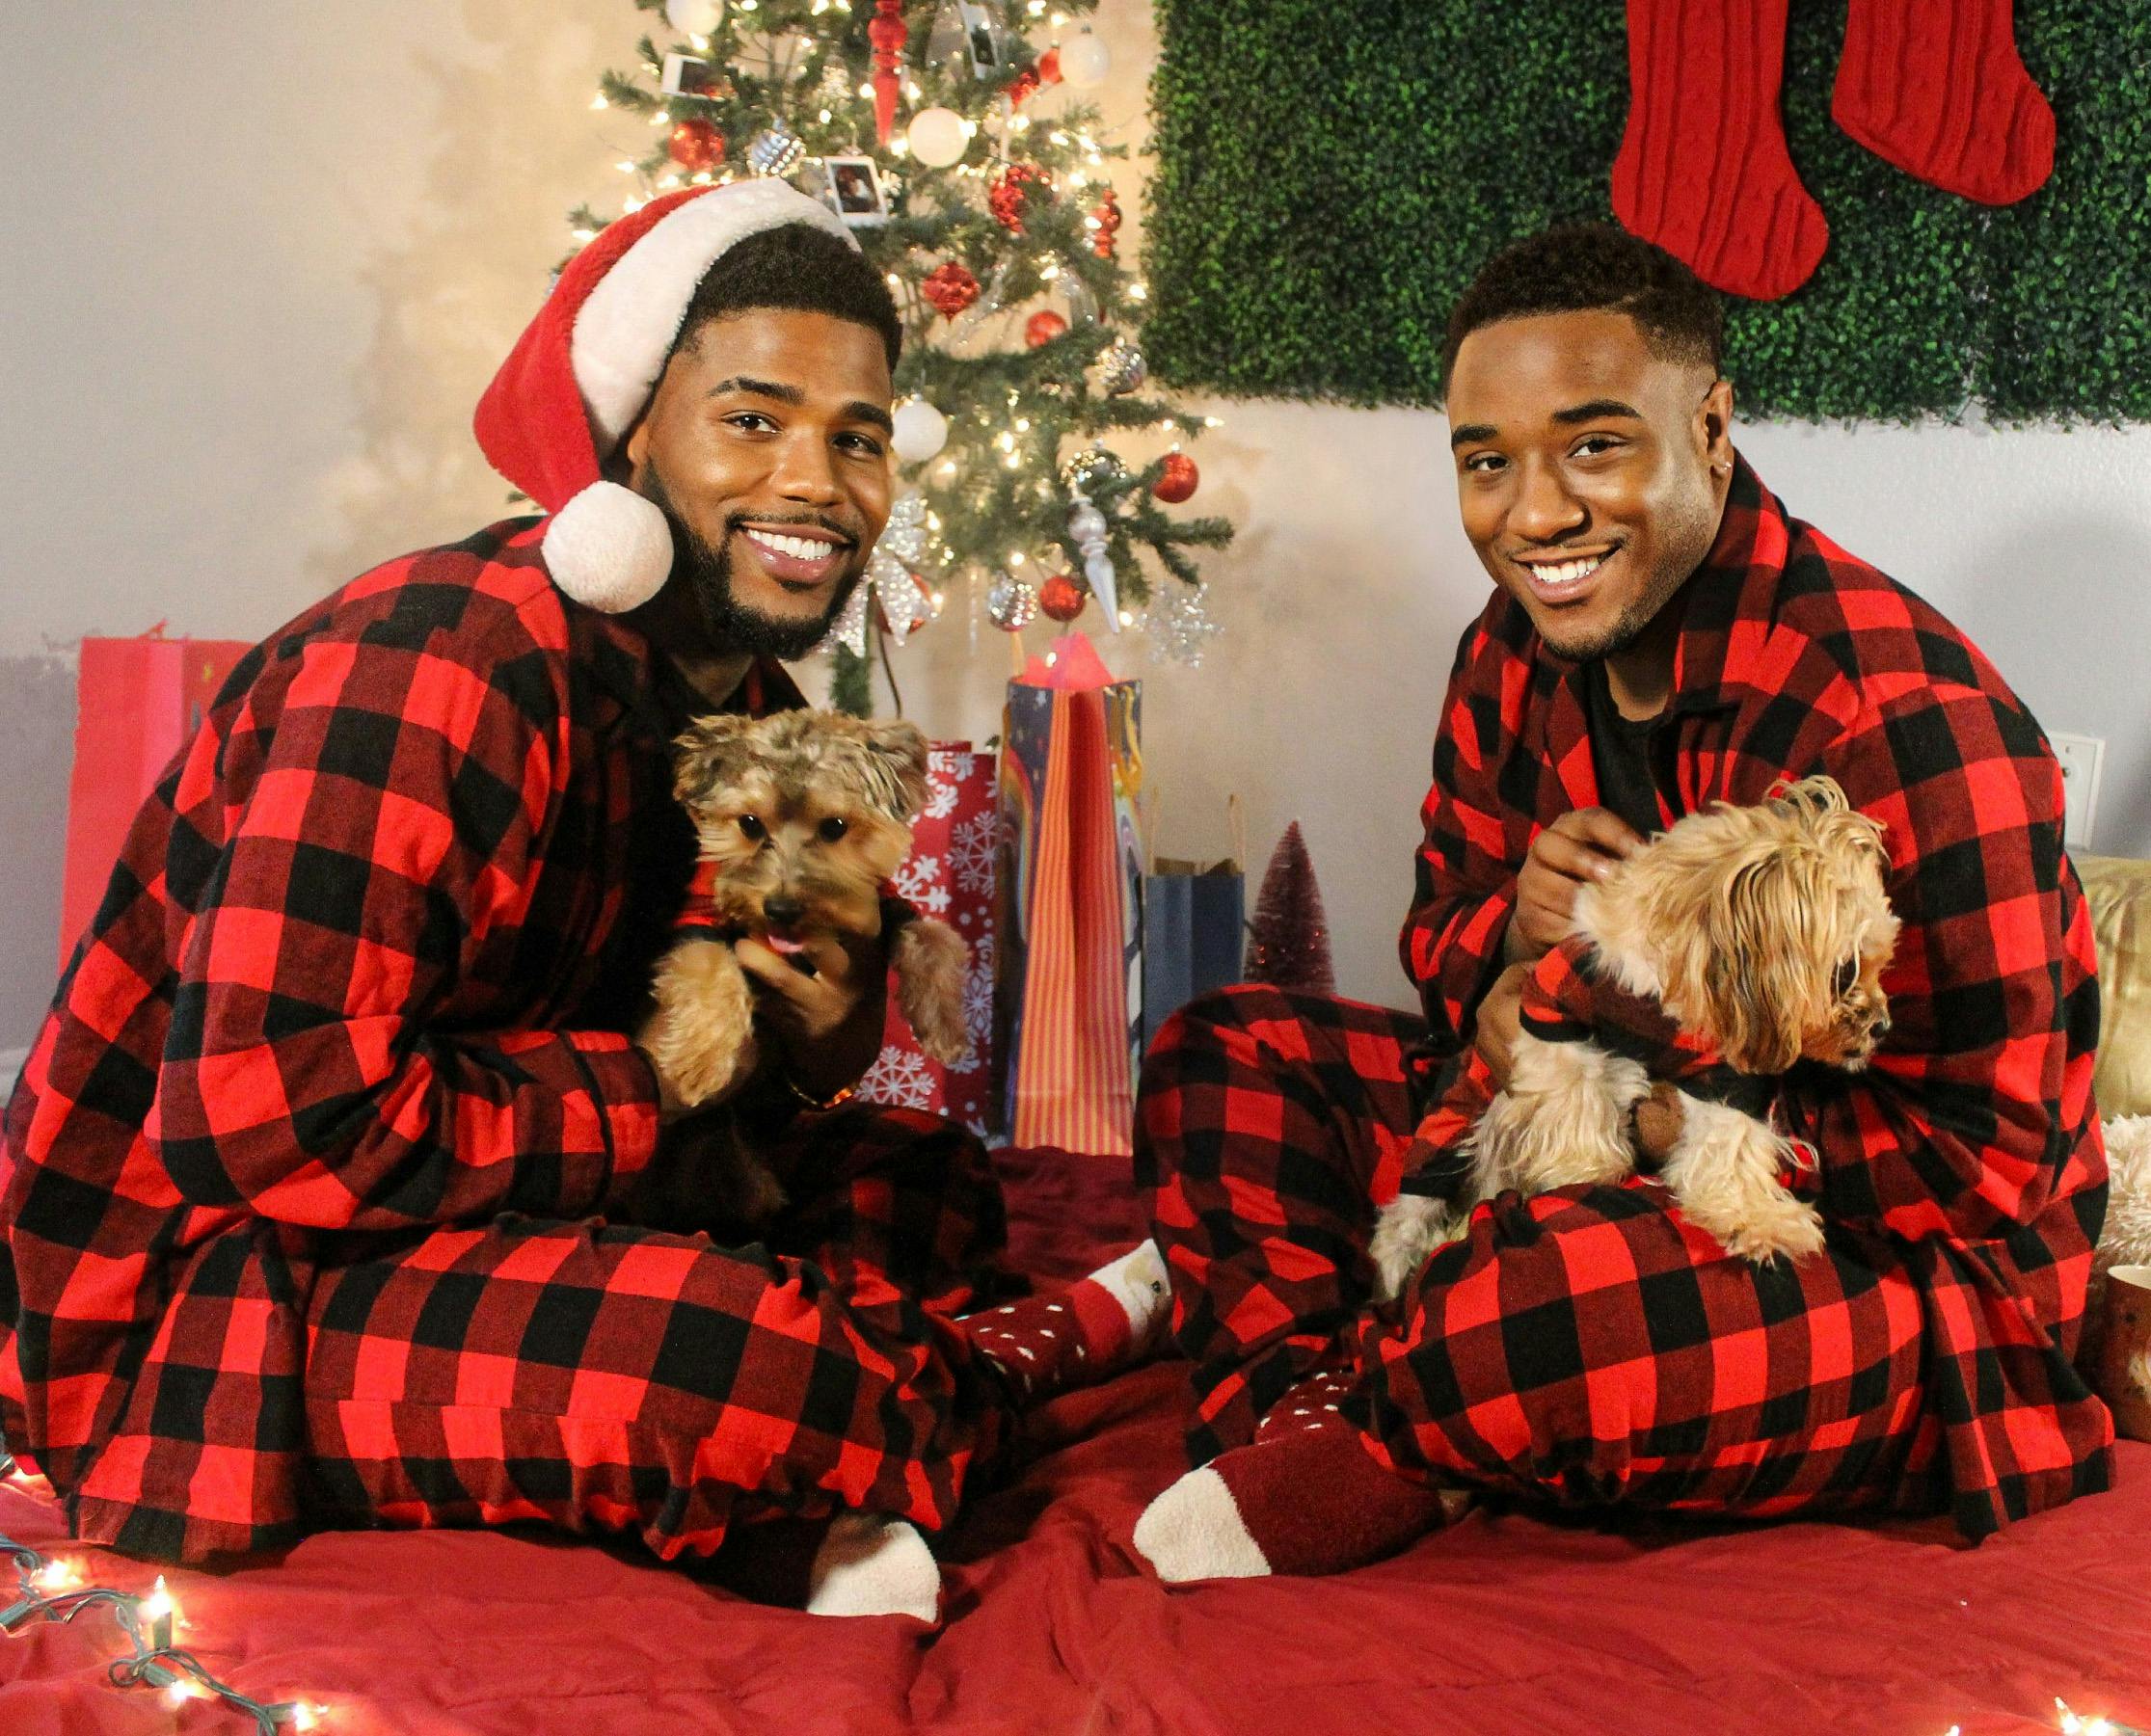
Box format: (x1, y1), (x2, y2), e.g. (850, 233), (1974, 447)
(1089, 1238), (1172, 1351)
(1130, 1466), (1272, 1583)
(803, 1514), (942, 1621)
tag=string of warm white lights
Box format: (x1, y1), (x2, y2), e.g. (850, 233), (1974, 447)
(0, 1453), (326, 1730)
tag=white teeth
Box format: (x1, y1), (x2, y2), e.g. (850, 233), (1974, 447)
(1524, 554), (1604, 585)
(748, 531), (838, 561)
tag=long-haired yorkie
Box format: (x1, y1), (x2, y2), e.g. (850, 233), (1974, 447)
(1372, 776), (1900, 1297)
(634, 710), (971, 1229)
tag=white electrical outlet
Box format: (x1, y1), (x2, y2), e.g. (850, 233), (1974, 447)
(2051, 733), (2105, 850)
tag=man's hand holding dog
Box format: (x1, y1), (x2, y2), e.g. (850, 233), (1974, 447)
(1506, 807), (1644, 963)
(737, 929), (889, 1103)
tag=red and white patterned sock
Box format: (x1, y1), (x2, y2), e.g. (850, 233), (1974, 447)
(964, 1239), (1170, 1402)
(1832, 0), (2055, 205)
(1610, 0), (1830, 301)
(1132, 1367), (1467, 1581)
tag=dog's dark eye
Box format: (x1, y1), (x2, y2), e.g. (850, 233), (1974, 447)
(738, 815), (766, 841)
(1832, 957), (1859, 1000)
(818, 816), (849, 842)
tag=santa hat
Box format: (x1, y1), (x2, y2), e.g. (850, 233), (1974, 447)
(475, 180), (860, 613)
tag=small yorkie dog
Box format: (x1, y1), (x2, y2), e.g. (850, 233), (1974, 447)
(635, 709), (971, 1230)
(1372, 776), (1900, 1296)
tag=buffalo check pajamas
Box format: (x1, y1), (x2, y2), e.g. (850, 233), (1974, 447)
(0, 521), (1008, 1563)
(1138, 459), (2112, 1538)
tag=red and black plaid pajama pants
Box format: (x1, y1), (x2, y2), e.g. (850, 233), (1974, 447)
(302, 1104), (1009, 1560)
(1137, 985), (1936, 1517)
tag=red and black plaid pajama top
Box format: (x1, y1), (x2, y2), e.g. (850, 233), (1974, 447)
(0, 520), (1008, 1562)
(1140, 457), (2111, 1539)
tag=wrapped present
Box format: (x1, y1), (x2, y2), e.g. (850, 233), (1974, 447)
(991, 633), (1145, 1156)
(60, 629), (250, 967)
(857, 743), (999, 1135)
(1140, 790), (1246, 1051)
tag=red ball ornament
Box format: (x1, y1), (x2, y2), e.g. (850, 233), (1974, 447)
(1025, 309), (1068, 348)
(1038, 572), (1088, 622)
(989, 162), (1052, 233)
(922, 261), (981, 319)
(1152, 451), (1200, 503)
(667, 119), (725, 173)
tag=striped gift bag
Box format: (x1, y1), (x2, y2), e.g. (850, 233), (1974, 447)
(992, 635), (1144, 1156)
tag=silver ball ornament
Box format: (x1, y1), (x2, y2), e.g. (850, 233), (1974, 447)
(986, 574), (1039, 631)
(1098, 336), (1148, 396)
(746, 120), (806, 177)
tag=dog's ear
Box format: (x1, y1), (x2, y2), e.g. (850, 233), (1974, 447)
(1683, 845), (1823, 1076)
(671, 714), (755, 806)
(854, 719), (930, 821)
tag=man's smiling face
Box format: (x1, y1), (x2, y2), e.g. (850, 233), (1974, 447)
(1446, 308), (1733, 664)
(625, 306), (894, 660)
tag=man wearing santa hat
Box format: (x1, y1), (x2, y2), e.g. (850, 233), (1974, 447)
(0, 181), (1167, 1617)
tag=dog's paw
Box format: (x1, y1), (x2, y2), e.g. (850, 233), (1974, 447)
(1713, 1190), (1828, 1267)
(1369, 1193), (1456, 1303)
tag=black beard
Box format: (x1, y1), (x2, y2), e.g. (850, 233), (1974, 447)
(640, 464), (864, 660)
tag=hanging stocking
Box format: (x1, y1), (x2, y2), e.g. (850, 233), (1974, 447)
(1610, 0), (1829, 301)
(1832, 0), (2055, 205)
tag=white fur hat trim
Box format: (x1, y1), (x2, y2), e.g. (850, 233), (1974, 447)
(571, 181), (859, 455)
(543, 480), (674, 614)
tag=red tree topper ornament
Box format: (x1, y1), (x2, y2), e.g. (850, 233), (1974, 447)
(990, 162), (1052, 233)
(1152, 450), (1199, 503)
(869, 0), (907, 147)
(1244, 821), (1335, 995)
(1090, 187), (1122, 259)
(922, 261), (981, 318)
(667, 120), (724, 173)
(1025, 310), (1068, 348)
(1038, 572), (1088, 621)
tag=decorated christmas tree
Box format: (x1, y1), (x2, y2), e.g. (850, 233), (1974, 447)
(572, 0), (1234, 713)
(1243, 820), (1334, 995)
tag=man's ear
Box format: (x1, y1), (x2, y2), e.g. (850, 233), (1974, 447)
(1699, 376), (1735, 476)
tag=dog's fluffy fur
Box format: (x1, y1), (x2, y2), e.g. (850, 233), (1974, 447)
(635, 709), (971, 1230)
(1372, 776), (1900, 1297)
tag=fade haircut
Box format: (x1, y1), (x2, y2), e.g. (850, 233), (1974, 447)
(675, 222), (902, 369)
(1440, 223), (1724, 391)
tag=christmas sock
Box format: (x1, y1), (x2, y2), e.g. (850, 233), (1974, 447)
(803, 1513), (942, 1621)
(1610, 0), (1829, 301)
(1832, 0), (2054, 205)
(1130, 1368), (1467, 1582)
(963, 1239), (1170, 1403)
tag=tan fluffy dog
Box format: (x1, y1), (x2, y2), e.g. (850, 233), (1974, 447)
(1373, 776), (1899, 1294)
(636, 710), (971, 1228)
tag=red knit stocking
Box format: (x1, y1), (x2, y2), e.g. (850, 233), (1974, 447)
(1610, 0), (1829, 301)
(1832, 0), (2055, 205)
(1132, 1368), (1468, 1581)
(963, 1240), (1169, 1404)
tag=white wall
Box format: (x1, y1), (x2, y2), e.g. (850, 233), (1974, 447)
(2, 0), (2146, 1041)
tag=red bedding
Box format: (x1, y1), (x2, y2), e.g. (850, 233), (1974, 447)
(4, 1147), (2145, 1736)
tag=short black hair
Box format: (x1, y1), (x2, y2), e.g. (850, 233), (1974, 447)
(1440, 223), (1723, 390)
(676, 221), (901, 370)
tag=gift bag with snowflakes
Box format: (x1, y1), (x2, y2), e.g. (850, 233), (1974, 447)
(857, 743), (999, 1135)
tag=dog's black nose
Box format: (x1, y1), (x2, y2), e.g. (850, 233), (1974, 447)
(764, 895), (805, 927)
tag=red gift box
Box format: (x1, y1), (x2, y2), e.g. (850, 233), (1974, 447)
(858, 744), (999, 1135)
(60, 631), (250, 968)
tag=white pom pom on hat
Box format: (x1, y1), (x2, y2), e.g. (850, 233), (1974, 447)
(473, 181), (860, 613)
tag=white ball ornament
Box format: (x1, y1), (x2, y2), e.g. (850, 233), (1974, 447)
(1058, 28), (1112, 90)
(891, 398), (951, 466)
(664, 0), (723, 37)
(906, 106), (969, 169)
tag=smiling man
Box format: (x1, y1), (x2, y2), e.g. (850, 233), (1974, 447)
(1132, 224), (2112, 1581)
(0, 182), (1169, 1612)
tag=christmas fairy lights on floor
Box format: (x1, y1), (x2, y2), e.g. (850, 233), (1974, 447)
(1, 1452), (327, 1730)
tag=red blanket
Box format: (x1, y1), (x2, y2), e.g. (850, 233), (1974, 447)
(3, 1147), (2144, 1736)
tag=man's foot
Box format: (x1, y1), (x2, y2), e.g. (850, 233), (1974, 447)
(1132, 1383), (1466, 1581)
(803, 1513), (942, 1621)
(963, 1238), (1171, 1403)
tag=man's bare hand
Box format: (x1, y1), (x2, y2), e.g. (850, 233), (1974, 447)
(1473, 962), (1532, 1090)
(1507, 808), (1645, 962)
(736, 928), (889, 1102)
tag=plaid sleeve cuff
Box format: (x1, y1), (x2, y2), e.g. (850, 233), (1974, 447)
(1433, 885), (1518, 1045)
(554, 1033), (662, 1215)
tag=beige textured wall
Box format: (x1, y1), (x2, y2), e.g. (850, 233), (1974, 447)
(3, 0), (2148, 1052)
